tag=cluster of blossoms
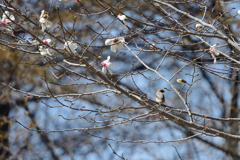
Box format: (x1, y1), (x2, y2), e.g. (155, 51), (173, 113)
(0, 11), (15, 25)
(2, 7), (224, 74)
(37, 10), (78, 56)
(0, 9), (125, 75)
(102, 34), (126, 75)
(101, 13), (128, 75)
(38, 39), (78, 56)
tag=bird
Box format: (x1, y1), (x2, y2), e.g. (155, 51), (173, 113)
(156, 89), (165, 105)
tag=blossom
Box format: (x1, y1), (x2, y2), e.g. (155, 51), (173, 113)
(39, 10), (52, 32)
(102, 56), (113, 75)
(196, 24), (202, 30)
(30, 38), (51, 45)
(117, 14), (127, 25)
(64, 41), (78, 54)
(0, 11), (15, 25)
(209, 44), (220, 64)
(105, 37), (125, 53)
(209, 44), (220, 56)
(238, 10), (240, 16)
(39, 46), (52, 56)
(43, 39), (51, 45)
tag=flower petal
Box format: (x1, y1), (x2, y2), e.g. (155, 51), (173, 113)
(46, 20), (52, 28)
(4, 11), (10, 17)
(102, 67), (107, 74)
(214, 50), (220, 56)
(116, 43), (123, 50)
(2, 14), (6, 20)
(71, 43), (78, 49)
(5, 19), (10, 24)
(46, 49), (52, 56)
(9, 15), (15, 21)
(105, 39), (113, 46)
(108, 63), (113, 69)
(117, 37), (125, 43)
(108, 69), (113, 75)
(46, 39), (51, 44)
(41, 24), (46, 32)
(107, 56), (111, 61)
(111, 45), (117, 53)
(39, 18), (46, 23)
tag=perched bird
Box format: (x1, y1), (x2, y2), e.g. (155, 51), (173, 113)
(156, 89), (165, 104)
(196, 24), (202, 30)
(177, 79), (187, 84)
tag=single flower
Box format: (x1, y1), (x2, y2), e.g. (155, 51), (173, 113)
(43, 39), (51, 45)
(64, 41), (78, 54)
(102, 56), (113, 75)
(209, 44), (219, 64)
(0, 11), (15, 25)
(39, 46), (52, 56)
(117, 14), (128, 25)
(39, 10), (52, 32)
(196, 24), (202, 30)
(105, 37), (125, 53)
(209, 44), (220, 56)
(30, 38), (51, 45)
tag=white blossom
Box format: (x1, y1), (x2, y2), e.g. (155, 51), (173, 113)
(209, 44), (220, 56)
(39, 10), (52, 32)
(105, 37), (125, 53)
(238, 10), (240, 16)
(209, 44), (220, 64)
(39, 46), (52, 56)
(0, 11), (15, 25)
(64, 41), (78, 54)
(117, 14), (127, 25)
(102, 56), (113, 75)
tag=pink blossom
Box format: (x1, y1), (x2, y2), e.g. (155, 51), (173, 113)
(102, 56), (113, 75)
(0, 11), (15, 25)
(43, 39), (51, 45)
